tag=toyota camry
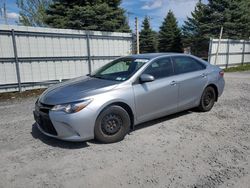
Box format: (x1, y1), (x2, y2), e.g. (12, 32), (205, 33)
(34, 53), (225, 143)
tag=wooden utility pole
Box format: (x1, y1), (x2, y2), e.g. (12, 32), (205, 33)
(215, 26), (223, 65)
(135, 17), (139, 54)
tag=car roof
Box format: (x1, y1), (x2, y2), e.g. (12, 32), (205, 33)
(124, 53), (183, 60)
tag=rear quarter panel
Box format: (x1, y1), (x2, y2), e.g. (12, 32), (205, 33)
(206, 65), (225, 97)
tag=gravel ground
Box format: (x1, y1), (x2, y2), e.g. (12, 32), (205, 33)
(0, 72), (249, 188)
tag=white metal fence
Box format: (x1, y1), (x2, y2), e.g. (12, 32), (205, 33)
(0, 25), (134, 93)
(208, 38), (250, 67)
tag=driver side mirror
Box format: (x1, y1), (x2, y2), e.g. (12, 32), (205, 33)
(140, 74), (155, 83)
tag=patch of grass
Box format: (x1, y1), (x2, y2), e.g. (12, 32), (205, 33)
(224, 64), (250, 72)
(0, 88), (46, 101)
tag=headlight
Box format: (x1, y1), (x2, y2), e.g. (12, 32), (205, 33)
(51, 99), (93, 113)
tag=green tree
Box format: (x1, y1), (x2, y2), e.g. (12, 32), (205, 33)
(242, 0), (250, 38)
(182, 0), (250, 57)
(45, 0), (130, 32)
(206, 0), (250, 39)
(182, 0), (209, 57)
(158, 10), (182, 52)
(139, 16), (157, 53)
(17, 0), (51, 26)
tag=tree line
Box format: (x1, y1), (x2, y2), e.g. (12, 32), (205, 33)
(140, 0), (250, 57)
(17, 0), (250, 58)
(17, 0), (130, 32)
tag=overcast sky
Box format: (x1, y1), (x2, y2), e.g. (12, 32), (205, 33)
(0, 0), (207, 31)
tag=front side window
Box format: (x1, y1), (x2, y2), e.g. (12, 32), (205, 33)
(143, 57), (174, 79)
(91, 58), (148, 81)
(172, 56), (206, 74)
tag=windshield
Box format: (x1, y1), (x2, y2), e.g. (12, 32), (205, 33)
(90, 58), (149, 81)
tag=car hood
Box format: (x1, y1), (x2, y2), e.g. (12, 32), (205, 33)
(39, 76), (119, 105)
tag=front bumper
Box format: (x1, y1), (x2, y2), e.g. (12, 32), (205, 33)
(33, 103), (97, 142)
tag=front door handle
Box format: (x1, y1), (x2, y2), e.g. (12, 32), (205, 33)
(170, 80), (177, 86)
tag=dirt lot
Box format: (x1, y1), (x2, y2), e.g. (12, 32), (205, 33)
(0, 72), (249, 188)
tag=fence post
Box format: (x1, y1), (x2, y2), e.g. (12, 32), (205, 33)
(86, 31), (92, 74)
(11, 29), (22, 92)
(241, 40), (245, 65)
(226, 39), (230, 68)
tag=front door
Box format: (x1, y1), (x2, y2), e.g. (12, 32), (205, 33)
(133, 57), (179, 123)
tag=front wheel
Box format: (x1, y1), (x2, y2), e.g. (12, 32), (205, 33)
(198, 86), (216, 112)
(94, 105), (131, 143)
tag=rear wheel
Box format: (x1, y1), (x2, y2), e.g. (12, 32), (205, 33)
(198, 86), (216, 112)
(94, 105), (130, 143)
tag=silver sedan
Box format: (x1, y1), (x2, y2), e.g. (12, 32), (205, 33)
(34, 53), (225, 143)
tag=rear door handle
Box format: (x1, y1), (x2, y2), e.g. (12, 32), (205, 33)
(170, 80), (177, 86)
(201, 73), (207, 78)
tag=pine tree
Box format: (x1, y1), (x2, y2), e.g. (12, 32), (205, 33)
(17, 0), (51, 26)
(139, 17), (157, 53)
(201, 0), (250, 39)
(205, 0), (234, 39)
(45, 0), (130, 32)
(182, 0), (250, 57)
(241, 0), (250, 39)
(182, 0), (209, 57)
(158, 10), (182, 52)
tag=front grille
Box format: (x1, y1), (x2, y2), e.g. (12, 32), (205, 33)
(34, 111), (58, 135)
(39, 114), (57, 135)
(35, 101), (54, 114)
(34, 101), (57, 135)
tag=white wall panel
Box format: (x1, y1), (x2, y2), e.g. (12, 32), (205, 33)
(0, 35), (13, 57)
(0, 25), (133, 92)
(209, 39), (250, 67)
(229, 42), (244, 53)
(0, 62), (17, 84)
(39, 61), (50, 81)
(244, 54), (250, 63)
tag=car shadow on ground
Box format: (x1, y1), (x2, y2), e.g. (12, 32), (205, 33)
(31, 123), (89, 149)
(133, 109), (193, 132)
(31, 109), (195, 147)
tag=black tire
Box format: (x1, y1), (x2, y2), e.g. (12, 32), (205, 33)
(94, 105), (131, 143)
(198, 86), (216, 112)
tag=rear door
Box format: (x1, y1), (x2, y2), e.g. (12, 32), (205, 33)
(171, 56), (208, 110)
(133, 57), (179, 123)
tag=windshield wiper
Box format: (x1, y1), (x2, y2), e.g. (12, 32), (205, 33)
(90, 75), (106, 79)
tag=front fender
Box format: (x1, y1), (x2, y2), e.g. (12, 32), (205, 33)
(87, 85), (136, 124)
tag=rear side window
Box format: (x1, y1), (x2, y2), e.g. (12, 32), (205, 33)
(172, 56), (206, 74)
(143, 57), (174, 79)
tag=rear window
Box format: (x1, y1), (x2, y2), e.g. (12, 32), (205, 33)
(172, 56), (206, 74)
